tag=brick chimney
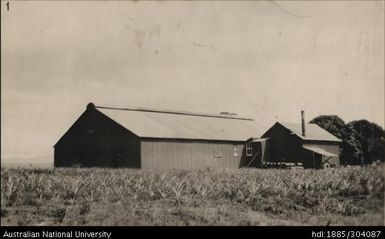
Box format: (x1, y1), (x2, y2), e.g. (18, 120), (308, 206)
(301, 110), (306, 137)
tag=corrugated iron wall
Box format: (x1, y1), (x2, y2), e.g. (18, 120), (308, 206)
(140, 139), (245, 170)
(262, 123), (303, 163)
(54, 107), (141, 168)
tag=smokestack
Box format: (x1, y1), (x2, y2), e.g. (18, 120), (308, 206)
(301, 110), (306, 137)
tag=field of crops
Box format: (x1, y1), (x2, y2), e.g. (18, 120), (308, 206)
(1, 165), (384, 226)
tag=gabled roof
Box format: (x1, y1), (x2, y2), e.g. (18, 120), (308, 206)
(96, 105), (262, 141)
(278, 122), (342, 142)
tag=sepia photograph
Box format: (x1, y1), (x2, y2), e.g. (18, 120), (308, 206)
(1, 0), (384, 229)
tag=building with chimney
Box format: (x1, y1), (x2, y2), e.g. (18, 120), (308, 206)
(258, 111), (341, 168)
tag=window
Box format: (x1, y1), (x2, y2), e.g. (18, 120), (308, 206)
(246, 140), (253, 156)
(213, 145), (223, 158)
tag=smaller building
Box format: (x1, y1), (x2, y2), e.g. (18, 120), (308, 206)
(259, 114), (341, 168)
(241, 137), (271, 167)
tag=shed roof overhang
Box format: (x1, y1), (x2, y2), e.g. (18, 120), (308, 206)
(249, 137), (269, 142)
(303, 145), (337, 157)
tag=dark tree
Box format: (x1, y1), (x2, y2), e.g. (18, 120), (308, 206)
(310, 115), (385, 165)
(310, 115), (345, 139)
(339, 124), (364, 165)
(347, 120), (385, 164)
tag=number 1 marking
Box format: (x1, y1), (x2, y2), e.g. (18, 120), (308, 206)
(6, 2), (9, 11)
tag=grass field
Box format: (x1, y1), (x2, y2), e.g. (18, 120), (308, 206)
(1, 165), (384, 226)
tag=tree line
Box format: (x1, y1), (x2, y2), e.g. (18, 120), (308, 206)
(310, 115), (385, 165)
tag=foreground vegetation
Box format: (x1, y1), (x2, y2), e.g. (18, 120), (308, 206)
(1, 165), (384, 226)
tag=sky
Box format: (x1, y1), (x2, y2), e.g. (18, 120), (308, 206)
(1, 1), (384, 163)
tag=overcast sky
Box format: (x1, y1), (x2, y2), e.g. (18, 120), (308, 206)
(1, 1), (384, 162)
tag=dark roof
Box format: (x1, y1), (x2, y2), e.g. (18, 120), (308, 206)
(96, 105), (262, 141)
(278, 122), (341, 142)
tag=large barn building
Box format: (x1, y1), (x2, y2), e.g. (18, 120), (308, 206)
(258, 111), (341, 168)
(54, 104), (341, 169)
(54, 103), (262, 169)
